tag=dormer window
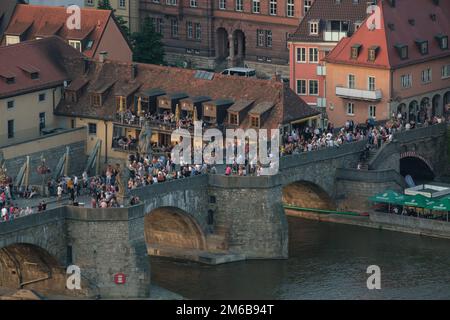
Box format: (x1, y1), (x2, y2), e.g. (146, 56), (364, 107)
(31, 72), (39, 80)
(351, 44), (361, 59)
(6, 77), (15, 84)
(436, 34), (448, 50)
(5, 35), (20, 46)
(91, 93), (102, 107)
(250, 115), (260, 128)
(309, 21), (319, 36)
(69, 40), (82, 52)
(415, 40), (428, 55)
(368, 46), (379, 62)
(395, 44), (408, 60)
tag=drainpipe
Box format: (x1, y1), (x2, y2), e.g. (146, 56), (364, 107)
(104, 120), (108, 164)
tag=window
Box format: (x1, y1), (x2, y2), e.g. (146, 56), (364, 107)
(39, 112), (45, 130)
(171, 19), (178, 38)
(396, 44), (408, 60)
(190, 0), (197, 7)
(309, 80), (319, 96)
(296, 47), (306, 63)
(401, 74), (412, 88)
(68, 40), (82, 52)
(7, 120), (14, 138)
(439, 36), (448, 50)
(368, 77), (375, 91)
(119, 0), (126, 8)
(88, 123), (97, 135)
(152, 17), (163, 34)
(309, 48), (318, 63)
(266, 30), (272, 47)
(257, 30), (272, 48)
(269, 0), (277, 15)
(304, 0), (312, 13)
(229, 113), (238, 125)
(442, 64), (450, 79)
(236, 0), (243, 11)
(347, 102), (354, 116)
(309, 22), (318, 35)
(421, 68), (432, 83)
(5, 35), (20, 46)
(31, 72), (39, 80)
(348, 74), (356, 89)
(91, 93), (101, 106)
(252, 0), (260, 13)
(166, 0), (177, 5)
(219, 0), (226, 9)
(250, 116), (260, 128)
(86, 0), (94, 5)
(39, 93), (46, 102)
(187, 22), (193, 39)
(368, 47), (378, 62)
(369, 105), (376, 119)
(287, 0), (295, 17)
(351, 44), (361, 59)
(195, 23), (201, 40)
(7, 100), (14, 109)
(418, 41), (428, 55)
(296, 79), (307, 95)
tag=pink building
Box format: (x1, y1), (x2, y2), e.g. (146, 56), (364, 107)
(288, 0), (368, 126)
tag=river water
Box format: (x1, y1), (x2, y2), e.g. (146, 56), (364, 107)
(151, 217), (450, 299)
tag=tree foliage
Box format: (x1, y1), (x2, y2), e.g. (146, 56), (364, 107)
(131, 17), (165, 65)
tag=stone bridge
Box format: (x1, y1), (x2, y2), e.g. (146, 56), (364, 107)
(0, 123), (448, 298)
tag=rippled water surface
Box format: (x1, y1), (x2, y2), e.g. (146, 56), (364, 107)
(151, 217), (450, 299)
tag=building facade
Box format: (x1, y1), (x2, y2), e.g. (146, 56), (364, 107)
(288, 0), (369, 128)
(324, 0), (450, 127)
(1, 4), (132, 62)
(140, 0), (315, 77)
(85, 0), (140, 33)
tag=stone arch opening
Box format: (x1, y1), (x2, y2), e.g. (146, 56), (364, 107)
(282, 181), (336, 211)
(420, 97), (431, 122)
(232, 29), (246, 61)
(432, 94), (442, 117)
(400, 155), (435, 183)
(444, 91), (450, 119)
(408, 100), (418, 122)
(144, 207), (206, 253)
(216, 27), (229, 60)
(0, 243), (69, 297)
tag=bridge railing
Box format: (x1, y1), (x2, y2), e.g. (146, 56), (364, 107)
(280, 139), (368, 170)
(369, 122), (447, 170)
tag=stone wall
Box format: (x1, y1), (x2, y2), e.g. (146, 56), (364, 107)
(335, 168), (405, 212)
(1, 128), (87, 185)
(208, 175), (288, 259)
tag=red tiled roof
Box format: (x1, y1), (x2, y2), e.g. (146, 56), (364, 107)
(289, 0), (369, 43)
(0, 36), (84, 99)
(55, 61), (320, 129)
(3, 4), (112, 58)
(325, 0), (450, 69)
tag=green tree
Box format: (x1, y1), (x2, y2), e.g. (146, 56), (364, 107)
(131, 17), (165, 65)
(97, 0), (129, 36)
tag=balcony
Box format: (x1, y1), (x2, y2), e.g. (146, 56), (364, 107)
(324, 31), (347, 42)
(335, 86), (382, 101)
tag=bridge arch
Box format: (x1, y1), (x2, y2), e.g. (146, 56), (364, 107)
(400, 152), (435, 182)
(0, 243), (69, 296)
(282, 180), (336, 211)
(144, 206), (207, 252)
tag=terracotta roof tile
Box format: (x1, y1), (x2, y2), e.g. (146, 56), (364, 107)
(3, 4), (112, 58)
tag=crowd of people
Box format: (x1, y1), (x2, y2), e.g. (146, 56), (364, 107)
(118, 109), (197, 130)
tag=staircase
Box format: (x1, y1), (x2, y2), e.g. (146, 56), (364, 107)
(358, 148), (379, 170)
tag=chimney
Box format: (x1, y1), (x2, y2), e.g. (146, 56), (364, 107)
(99, 51), (108, 63)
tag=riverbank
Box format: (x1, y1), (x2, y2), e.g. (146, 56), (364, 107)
(285, 209), (450, 240)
